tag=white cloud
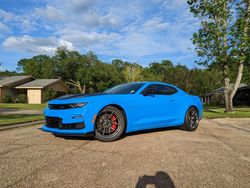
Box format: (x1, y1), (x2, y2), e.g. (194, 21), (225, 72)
(0, 9), (15, 22)
(32, 2), (120, 29)
(0, 22), (11, 33)
(61, 30), (119, 44)
(0, 9), (37, 33)
(15, 15), (38, 33)
(162, 0), (187, 10)
(78, 12), (120, 27)
(3, 35), (74, 54)
(115, 32), (171, 58)
(34, 5), (65, 21)
(66, 0), (97, 12)
(143, 17), (170, 30)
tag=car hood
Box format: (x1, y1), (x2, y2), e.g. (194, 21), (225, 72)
(48, 93), (116, 104)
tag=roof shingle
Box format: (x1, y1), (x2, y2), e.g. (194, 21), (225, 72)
(15, 79), (62, 89)
(0, 76), (33, 87)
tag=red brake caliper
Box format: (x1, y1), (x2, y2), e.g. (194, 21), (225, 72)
(111, 115), (117, 132)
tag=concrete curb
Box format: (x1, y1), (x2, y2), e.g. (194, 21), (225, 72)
(0, 120), (45, 131)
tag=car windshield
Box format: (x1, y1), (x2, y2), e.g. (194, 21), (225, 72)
(104, 83), (144, 94)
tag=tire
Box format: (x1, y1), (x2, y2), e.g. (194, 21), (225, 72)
(94, 106), (126, 142)
(181, 107), (199, 131)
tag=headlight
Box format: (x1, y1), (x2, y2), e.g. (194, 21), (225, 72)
(69, 102), (87, 108)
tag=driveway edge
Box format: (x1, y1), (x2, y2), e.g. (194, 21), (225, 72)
(0, 120), (45, 131)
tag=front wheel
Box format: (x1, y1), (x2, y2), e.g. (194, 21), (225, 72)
(95, 106), (125, 142)
(181, 107), (199, 131)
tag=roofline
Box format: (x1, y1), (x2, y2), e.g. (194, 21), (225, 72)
(204, 83), (249, 95)
(15, 86), (44, 89)
(15, 79), (70, 91)
(15, 79), (60, 89)
(0, 76), (34, 87)
(57, 79), (70, 91)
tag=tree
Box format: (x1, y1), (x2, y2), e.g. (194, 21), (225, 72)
(148, 60), (174, 82)
(123, 64), (143, 82)
(17, 55), (54, 78)
(66, 80), (86, 94)
(53, 47), (83, 81)
(188, 0), (250, 112)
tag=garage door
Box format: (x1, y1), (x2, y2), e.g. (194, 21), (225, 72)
(28, 89), (41, 104)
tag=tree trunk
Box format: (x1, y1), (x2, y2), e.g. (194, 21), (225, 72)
(223, 62), (244, 112)
(221, 2), (233, 112)
(231, 62), (244, 97)
(223, 65), (233, 112)
(224, 81), (233, 112)
(82, 84), (86, 94)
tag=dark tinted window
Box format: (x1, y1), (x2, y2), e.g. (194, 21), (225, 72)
(104, 83), (144, 94)
(142, 84), (177, 95)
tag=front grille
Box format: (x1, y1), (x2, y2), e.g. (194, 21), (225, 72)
(61, 123), (85, 129)
(46, 116), (62, 128)
(48, 104), (74, 110)
(45, 116), (85, 129)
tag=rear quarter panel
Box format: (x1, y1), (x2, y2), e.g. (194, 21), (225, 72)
(162, 94), (203, 126)
(188, 95), (203, 119)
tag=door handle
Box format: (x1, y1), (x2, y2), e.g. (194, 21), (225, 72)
(170, 99), (175, 101)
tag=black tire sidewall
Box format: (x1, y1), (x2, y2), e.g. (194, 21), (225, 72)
(94, 106), (125, 142)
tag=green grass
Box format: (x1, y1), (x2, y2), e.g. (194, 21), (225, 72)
(203, 105), (250, 118)
(0, 103), (46, 125)
(0, 114), (44, 125)
(0, 103), (47, 110)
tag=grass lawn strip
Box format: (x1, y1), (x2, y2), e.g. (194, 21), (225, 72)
(0, 114), (44, 126)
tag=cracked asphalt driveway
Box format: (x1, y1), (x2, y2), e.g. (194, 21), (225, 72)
(0, 119), (250, 188)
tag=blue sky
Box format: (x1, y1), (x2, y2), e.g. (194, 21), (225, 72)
(0, 0), (200, 71)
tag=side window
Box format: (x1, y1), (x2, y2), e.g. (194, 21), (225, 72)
(142, 84), (157, 95)
(155, 85), (177, 95)
(142, 84), (177, 95)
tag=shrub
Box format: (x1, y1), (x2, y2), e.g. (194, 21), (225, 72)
(43, 90), (57, 102)
(17, 94), (28, 103)
(211, 94), (224, 105)
(2, 94), (13, 103)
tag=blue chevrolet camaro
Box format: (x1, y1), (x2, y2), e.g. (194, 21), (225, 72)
(42, 82), (202, 141)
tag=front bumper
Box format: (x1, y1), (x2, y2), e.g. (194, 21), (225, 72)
(45, 116), (85, 129)
(41, 107), (95, 135)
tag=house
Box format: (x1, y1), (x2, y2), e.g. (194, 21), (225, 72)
(0, 76), (34, 102)
(202, 83), (250, 106)
(16, 79), (69, 104)
(0, 76), (69, 104)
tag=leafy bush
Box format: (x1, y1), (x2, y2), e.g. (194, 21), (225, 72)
(2, 94), (13, 103)
(211, 94), (224, 105)
(17, 94), (28, 103)
(43, 90), (57, 102)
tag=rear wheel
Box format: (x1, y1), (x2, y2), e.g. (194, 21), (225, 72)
(181, 107), (199, 131)
(94, 106), (125, 142)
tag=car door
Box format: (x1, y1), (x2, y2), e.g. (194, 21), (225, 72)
(151, 84), (181, 127)
(131, 84), (180, 130)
